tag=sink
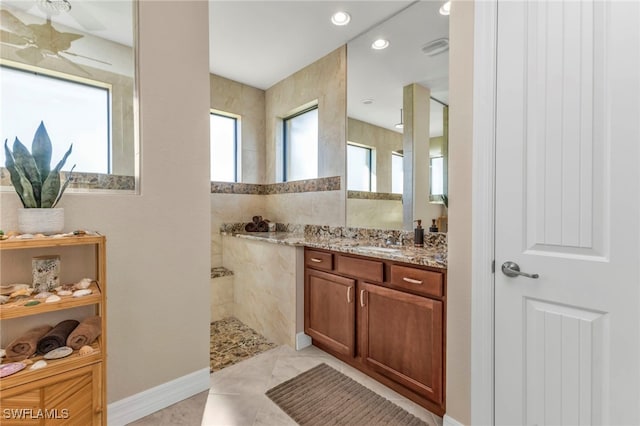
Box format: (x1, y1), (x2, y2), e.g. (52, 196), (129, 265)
(356, 246), (402, 253)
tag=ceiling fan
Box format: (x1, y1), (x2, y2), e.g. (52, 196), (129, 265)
(0, 7), (110, 75)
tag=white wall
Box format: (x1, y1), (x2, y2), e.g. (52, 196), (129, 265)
(0, 1), (211, 404)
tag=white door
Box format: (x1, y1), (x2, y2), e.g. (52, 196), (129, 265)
(494, 1), (640, 425)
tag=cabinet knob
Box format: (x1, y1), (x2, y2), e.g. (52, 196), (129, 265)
(95, 405), (103, 414)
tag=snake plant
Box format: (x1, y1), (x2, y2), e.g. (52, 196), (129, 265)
(4, 121), (75, 208)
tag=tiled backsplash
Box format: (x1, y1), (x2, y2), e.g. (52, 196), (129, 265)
(211, 176), (341, 195)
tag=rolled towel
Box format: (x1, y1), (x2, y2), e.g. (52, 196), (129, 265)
(257, 220), (269, 232)
(5, 325), (53, 361)
(37, 319), (79, 354)
(66, 316), (102, 350)
(251, 215), (262, 224)
(245, 222), (258, 232)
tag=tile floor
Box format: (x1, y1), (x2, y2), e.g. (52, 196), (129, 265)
(132, 344), (443, 425)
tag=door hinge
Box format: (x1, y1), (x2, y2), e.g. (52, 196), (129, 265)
(491, 260), (495, 273)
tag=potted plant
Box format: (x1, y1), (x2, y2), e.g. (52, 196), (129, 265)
(4, 121), (75, 234)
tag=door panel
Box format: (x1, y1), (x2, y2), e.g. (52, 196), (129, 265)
(360, 282), (443, 403)
(495, 0), (640, 424)
(304, 269), (356, 356)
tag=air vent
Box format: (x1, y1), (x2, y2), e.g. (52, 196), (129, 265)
(422, 38), (449, 56)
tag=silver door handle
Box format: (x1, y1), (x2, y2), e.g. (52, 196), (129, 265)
(501, 261), (539, 279)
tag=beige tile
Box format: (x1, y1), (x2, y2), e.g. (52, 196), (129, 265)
(200, 393), (264, 426)
(127, 391), (208, 426)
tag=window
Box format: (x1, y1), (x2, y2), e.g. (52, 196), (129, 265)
(1, 65), (110, 174)
(392, 152), (404, 194)
(210, 112), (238, 182)
(430, 156), (444, 196)
(283, 106), (318, 181)
(347, 143), (373, 191)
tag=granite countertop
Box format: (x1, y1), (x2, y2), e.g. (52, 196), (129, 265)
(220, 230), (447, 269)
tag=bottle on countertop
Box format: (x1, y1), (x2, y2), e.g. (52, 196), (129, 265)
(429, 219), (439, 233)
(414, 219), (424, 247)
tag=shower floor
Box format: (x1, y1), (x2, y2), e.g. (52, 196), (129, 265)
(209, 317), (276, 372)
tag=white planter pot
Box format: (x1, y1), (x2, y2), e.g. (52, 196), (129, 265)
(17, 208), (65, 235)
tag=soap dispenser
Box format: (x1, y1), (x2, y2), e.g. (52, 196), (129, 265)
(414, 220), (424, 247)
(429, 219), (439, 233)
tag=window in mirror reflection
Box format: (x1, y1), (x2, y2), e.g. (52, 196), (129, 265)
(283, 106), (318, 181)
(210, 111), (239, 182)
(430, 156), (444, 197)
(1, 65), (110, 174)
(392, 152), (404, 194)
(347, 143), (374, 191)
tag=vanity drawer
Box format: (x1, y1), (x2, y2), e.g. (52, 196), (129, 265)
(390, 265), (443, 298)
(336, 255), (384, 282)
(305, 250), (334, 271)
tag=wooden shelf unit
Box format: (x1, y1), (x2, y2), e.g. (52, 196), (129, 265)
(0, 235), (107, 425)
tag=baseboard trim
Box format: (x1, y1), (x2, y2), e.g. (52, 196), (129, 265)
(296, 332), (312, 350)
(443, 414), (465, 426)
(107, 367), (210, 426)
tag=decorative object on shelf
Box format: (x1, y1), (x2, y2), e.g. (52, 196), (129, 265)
(0, 362), (26, 378)
(24, 300), (40, 307)
(0, 230), (6, 240)
(4, 121), (75, 234)
(67, 315), (101, 350)
(43, 346), (73, 360)
(74, 278), (93, 290)
(37, 319), (79, 354)
(72, 289), (92, 297)
(0, 295), (8, 304)
(5, 324), (53, 361)
(0, 349), (5, 358)
(245, 215), (271, 232)
(29, 360), (48, 371)
(45, 294), (61, 303)
(34, 291), (53, 299)
(32, 255), (61, 293)
(78, 345), (94, 356)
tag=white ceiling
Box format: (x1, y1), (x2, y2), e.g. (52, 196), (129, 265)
(209, 1), (414, 90)
(210, 0), (449, 136)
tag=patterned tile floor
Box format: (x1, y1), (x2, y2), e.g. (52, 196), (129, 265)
(210, 317), (276, 372)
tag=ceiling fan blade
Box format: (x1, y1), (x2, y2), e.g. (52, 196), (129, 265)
(61, 50), (111, 66)
(0, 28), (29, 46)
(15, 45), (45, 64)
(68, 2), (106, 31)
(54, 52), (90, 76)
(0, 9), (35, 39)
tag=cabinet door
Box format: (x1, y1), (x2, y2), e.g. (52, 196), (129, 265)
(305, 269), (356, 357)
(359, 282), (443, 404)
(0, 363), (103, 426)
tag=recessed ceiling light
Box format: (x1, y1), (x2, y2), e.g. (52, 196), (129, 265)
(362, 99), (374, 105)
(331, 11), (351, 26)
(371, 39), (389, 50)
(439, 1), (451, 16)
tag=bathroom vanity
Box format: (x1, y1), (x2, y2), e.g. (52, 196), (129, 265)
(220, 224), (447, 415)
(304, 247), (446, 416)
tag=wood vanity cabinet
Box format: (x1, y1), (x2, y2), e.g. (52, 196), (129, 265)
(0, 236), (106, 425)
(304, 247), (446, 416)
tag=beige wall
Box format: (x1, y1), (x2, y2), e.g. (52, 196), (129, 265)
(447, 0), (474, 424)
(262, 46), (347, 225)
(347, 117), (402, 193)
(346, 198), (403, 229)
(210, 74), (266, 184)
(0, 1), (211, 404)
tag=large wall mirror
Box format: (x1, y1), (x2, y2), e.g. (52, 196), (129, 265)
(346, 1), (449, 230)
(0, 0), (138, 192)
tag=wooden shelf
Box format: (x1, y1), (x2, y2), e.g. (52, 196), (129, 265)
(0, 234), (106, 424)
(0, 341), (101, 391)
(0, 282), (102, 320)
(0, 234), (104, 250)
